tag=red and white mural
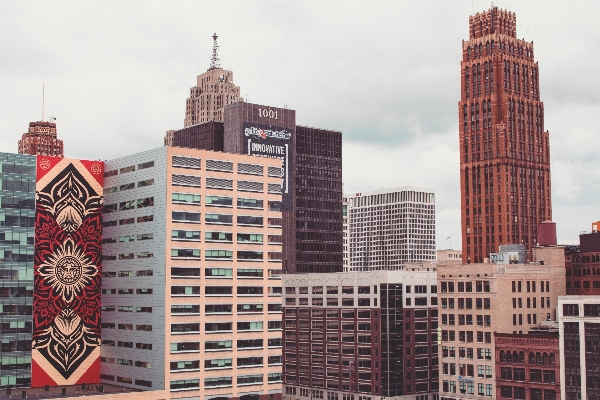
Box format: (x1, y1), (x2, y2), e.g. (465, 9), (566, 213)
(32, 156), (103, 387)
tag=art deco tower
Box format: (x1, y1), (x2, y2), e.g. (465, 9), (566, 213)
(183, 33), (241, 127)
(459, 7), (551, 263)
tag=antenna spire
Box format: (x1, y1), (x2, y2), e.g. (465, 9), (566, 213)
(209, 33), (221, 70)
(42, 82), (45, 122)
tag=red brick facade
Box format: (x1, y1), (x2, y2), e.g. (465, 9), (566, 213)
(494, 332), (559, 400)
(565, 232), (600, 294)
(459, 7), (552, 263)
(18, 121), (64, 158)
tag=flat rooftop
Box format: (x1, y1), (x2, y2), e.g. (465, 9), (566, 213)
(0, 383), (142, 399)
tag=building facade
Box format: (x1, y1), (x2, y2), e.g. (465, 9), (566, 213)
(183, 34), (241, 128)
(167, 121), (225, 151)
(494, 329), (560, 400)
(565, 225), (600, 294)
(295, 126), (343, 274)
(345, 188), (436, 272)
(282, 269), (439, 400)
(558, 296), (600, 400)
(99, 147), (284, 399)
(437, 246), (565, 400)
(459, 7), (552, 263)
(437, 250), (463, 265)
(18, 121), (64, 157)
(0, 152), (104, 389)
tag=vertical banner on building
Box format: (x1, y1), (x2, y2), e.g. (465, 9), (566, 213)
(242, 122), (293, 211)
(32, 157), (103, 387)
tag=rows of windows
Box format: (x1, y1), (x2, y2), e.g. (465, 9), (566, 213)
(103, 214), (153, 227)
(441, 314), (491, 326)
(171, 338), (281, 354)
(170, 249), (281, 261)
(442, 346), (492, 360)
(104, 160), (154, 178)
(441, 298), (490, 309)
(442, 381), (493, 396)
(441, 330), (492, 343)
(440, 281), (491, 292)
(169, 355), (282, 372)
(169, 373), (281, 391)
(104, 179), (154, 193)
(165, 285), (281, 297)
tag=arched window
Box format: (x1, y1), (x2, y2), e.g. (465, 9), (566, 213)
(506, 351), (513, 363)
(513, 351), (519, 362)
(550, 353), (556, 365)
(536, 352), (542, 364)
(529, 352), (535, 364)
(486, 41), (490, 52)
(543, 352), (549, 365)
(500, 350), (506, 362)
(519, 352), (525, 364)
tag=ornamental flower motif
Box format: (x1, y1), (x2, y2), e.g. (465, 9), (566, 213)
(38, 238), (98, 303)
(40, 158), (51, 170)
(90, 163), (101, 175)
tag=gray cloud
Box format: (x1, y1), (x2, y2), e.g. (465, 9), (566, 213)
(1, 0), (598, 247)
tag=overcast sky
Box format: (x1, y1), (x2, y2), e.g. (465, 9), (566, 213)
(1, 1), (599, 249)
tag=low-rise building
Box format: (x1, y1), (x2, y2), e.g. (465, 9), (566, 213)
(564, 223), (600, 294)
(281, 268), (439, 400)
(494, 326), (559, 400)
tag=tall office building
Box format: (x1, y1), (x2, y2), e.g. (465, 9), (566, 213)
(345, 188), (436, 272)
(223, 102), (343, 274)
(459, 7), (552, 263)
(183, 34), (241, 128)
(437, 245), (566, 400)
(99, 147), (284, 399)
(0, 152), (104, 389)
(18, 120), (64, 157)
(281, 268), (439, 400)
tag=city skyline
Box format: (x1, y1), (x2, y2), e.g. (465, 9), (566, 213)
(1, 1), (598, 247)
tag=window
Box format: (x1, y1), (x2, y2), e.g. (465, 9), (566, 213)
(205, 304), (232, 314)
(171, 304), (200, 314)
(237, 198), (263, 209)
(138, 179), (154, 187)
(238, 251), (263, 260)
(205, 286), (233, 295)
(205, 231), (233, 242)
(237, 374), (263, 385)
(205, 322), (233, 332)
(238, 233), (263, 243)
(205, 340), (233, 351)
(237, 215), (263, 226)
(237, 304), (263, 313)
(172, 192), (201, 205)
(205, 250), (233, 259)
(563, 304), (579, 316)
(238, 339), (263, 348)
(237, 321), (263, 331)
(171, 249), (200, 259)
(238, 286), (263, 296)
(137, 197), (154, 208)
(204, 377), (232, 388)
(237, 268), (263, 278)
(171, 323), (200, 333)
(205, 195), (232, 206)
(204, 359), (232, 369)
(172, 211), (200, 223)
(171, 229), (200, 241)
(170, 342), (200, 353)
(205, 213), (232, 224)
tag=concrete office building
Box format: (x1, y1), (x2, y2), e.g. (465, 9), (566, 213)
(343, 193), (349, 270)
(558, 295), (600, 400)
(0, 152), (104, 389)
(345, 188), (436, 272)
(438, 245), (565, 400)
(99, 147), (284, 399)
(281, 268), (439, 400)
(458, 7), (552, 263)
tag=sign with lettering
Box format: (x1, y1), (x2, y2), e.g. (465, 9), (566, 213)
(243, 122), (293, 211)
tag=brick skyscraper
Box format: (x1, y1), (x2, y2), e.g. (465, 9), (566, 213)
(459, 7), (551, 263)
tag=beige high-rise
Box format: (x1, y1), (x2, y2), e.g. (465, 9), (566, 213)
(183, 34), (241, 127)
